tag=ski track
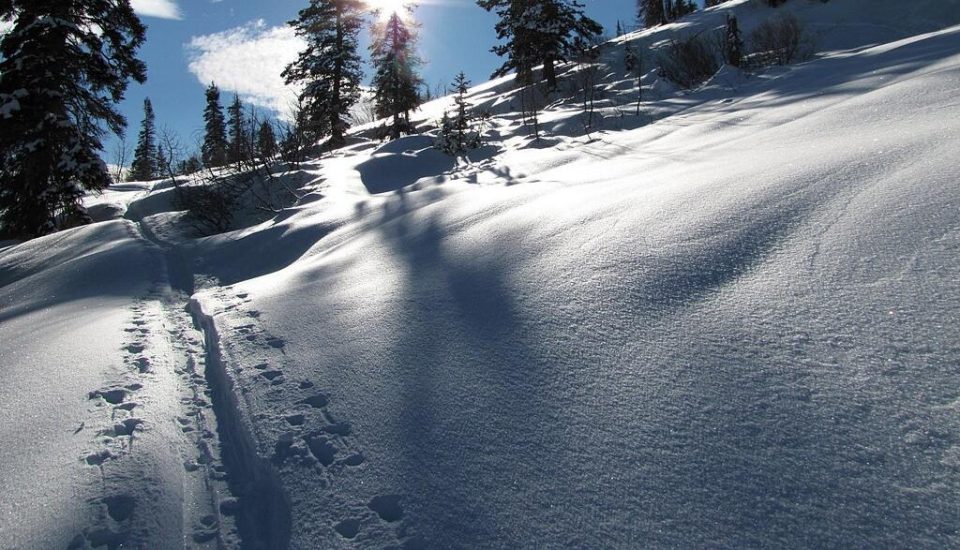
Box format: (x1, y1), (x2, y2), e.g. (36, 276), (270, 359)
(193, 286), (414, 547)
(70, 280), (243, 548)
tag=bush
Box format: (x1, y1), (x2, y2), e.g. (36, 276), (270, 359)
(657, 34), (721, 89)
(749, 12), (811, 66)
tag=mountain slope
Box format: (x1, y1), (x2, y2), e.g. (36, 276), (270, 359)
(1, 1), (959, 547)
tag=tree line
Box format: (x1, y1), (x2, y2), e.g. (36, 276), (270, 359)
(2, 0), (768, 238)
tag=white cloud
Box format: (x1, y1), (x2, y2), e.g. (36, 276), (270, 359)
(186, 20), (304, 118)
(130, 0), (183, 20)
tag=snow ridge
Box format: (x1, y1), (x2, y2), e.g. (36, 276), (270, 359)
(188, 296), (293, 548)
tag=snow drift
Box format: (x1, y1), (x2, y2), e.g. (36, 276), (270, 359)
(2, 0), (959, 547)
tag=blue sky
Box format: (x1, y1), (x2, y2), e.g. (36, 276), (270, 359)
(112, 0), (647, 160)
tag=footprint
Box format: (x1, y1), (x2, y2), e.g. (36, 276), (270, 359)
(285, 414), (306, 426)
(335, 518), (361, 539)
(132, 357), (150, 372)
(341, 453), (365, 467)
(84, 450), (113, 466)
(298, 394), (328, 409)
(322, 421), (352, 437)
(265, 337), (285, 349)
(368, 495), (404, 523)
(192, 514), (219, 543)
(110, 418), (143, 437)
(305, 435), (337, 467)
(273, 439), (294, 465)
(299, 380), (314, 389)
(260, 370), (283, 382)
(102, 495), (135, 522)
(67, 528), (127, 550)
(125, 343), (145, 354)
(89, 388), (127, 405)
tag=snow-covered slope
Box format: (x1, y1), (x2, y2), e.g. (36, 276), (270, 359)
(2, 1), (959, 547)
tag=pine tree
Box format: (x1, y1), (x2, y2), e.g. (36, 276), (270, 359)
(452, 73), (471, 148)
(257, 121), (277, 160)
(724, 14), (744, 67)
(0, 0), (146, 237)
(128, 99), (157, 181)
(667, 0), (697, 20)
(227, 94), (246, 165)
(638, 0), (666, 28)
(282, 0), (365, 148)
(478, 0), (602, 90)
(370, 11), (424, 140)
(201, 83), (228, 167)
(624, 42), (643, 115)
(437, 72), (482, 155)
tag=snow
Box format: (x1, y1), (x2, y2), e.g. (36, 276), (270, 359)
(2, 0), (960, 547)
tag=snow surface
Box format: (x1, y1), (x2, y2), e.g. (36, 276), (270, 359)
(2, 0), (960, 547)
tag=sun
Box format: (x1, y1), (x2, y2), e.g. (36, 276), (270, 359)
(365, 0), (412, 17)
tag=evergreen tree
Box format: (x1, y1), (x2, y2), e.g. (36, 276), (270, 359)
(638, 0), (666, 28)
(201, 83), (228, 167)
(282, 0), (365, 148)
(624, 42), (643, 115)
(0, 0), (146, 237)
(370, 10), (424, 140)
(128, 98), (157, 181)
(452, 72), (472, 147)
(257, 121), (277, 160)
(638, 0), (695, 28)
(478, 0), (602, 90)
(724, 14), (744, 67)
(667, 0), (697, 20)
(436, 72), (482, 155)
(227, 94), (246, 164)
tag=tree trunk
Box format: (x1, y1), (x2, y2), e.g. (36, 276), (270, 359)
(543, 57), (557, 90)
(330, 8), (344, 148)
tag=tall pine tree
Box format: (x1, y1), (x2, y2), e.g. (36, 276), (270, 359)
(282, 0), (365, 148)
(0, 0), (146, 237)
(478, 0), (601, 90)
(227, 94), (246, 165)
(201, 83), (228, 167)
(370, 10), (424, 140)
(638, 0), (696, 28)
(128, 98), (156, 181)
(257, 121), (277, 160)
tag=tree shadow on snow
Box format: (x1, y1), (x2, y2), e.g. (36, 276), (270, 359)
(356, 136), (456, 195)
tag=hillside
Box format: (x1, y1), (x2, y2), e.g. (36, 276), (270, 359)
(2, 0), (959, 547)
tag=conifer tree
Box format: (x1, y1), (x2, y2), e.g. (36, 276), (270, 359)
(282, 0), (365, 148)
(478, 0), (602, 90)
(624, 42), (643, 115)
(227, 94), (247, 165)
(667, 0), (697, 20)
(452, 73), (471, 148)
(370, 10), (424, 140)
(0, 0), (146, 237)
(638, 0), (666, 29)
(724, 14), (744, 67)
(436, 72), (482, 155)
(257, 121), (278, 160)
(201, 83), (228, 167)
(129, 98), (157, 181)
(638, 0), (695, 28)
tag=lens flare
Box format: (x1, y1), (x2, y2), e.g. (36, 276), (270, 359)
(365, 0), (412, 18)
